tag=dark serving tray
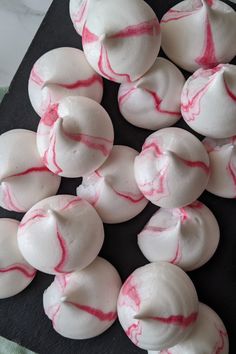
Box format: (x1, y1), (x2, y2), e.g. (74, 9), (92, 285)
(0, 0), (235, 353)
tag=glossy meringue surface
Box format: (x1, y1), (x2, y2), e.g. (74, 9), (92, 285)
(0, 218), (36, 299)
(82, 0), (161, 83)
(203, 136), (236, 198)
(28, 47), (103, 117)
(36, 96), (114, 178)
(161, 0), (236, 72)
(148, 302), (229, 354)
(77, 145), (148, 224)
(17, 195), (104, 275)
(118, 57), (185, 130)
(43, 257), (122, 339)
(138, 201), (220, 271)
(117, 262), (199, 350)
(0, 129), (61, 212)
(181, 64), (236, 138)
(134, 127), (210, 208)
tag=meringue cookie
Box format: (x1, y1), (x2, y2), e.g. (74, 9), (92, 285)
(43, 257), (122, 339)
(82, 0), (161, 83)
(36, 96), (114, 178)
(0, 129), (61, 212)
(118, 57), (185, 130)
(203, 136), (236, 198)
(28, 47), (103, 117)
(160, 0), (236, 72)
(117, 262), (198, 351)
(17, 195), (104, 275)
(134, 128), (210, 208)
(148, 302), (229, 354)
(0, 218), (36, 299)
(138, 201), (220, 271)
(70, 0), (91, 36)
(77, 145), (148, 224)
(181, 64), (236, 138)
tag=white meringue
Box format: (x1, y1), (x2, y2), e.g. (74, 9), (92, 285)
(0, 129), (61, 212)
(203, 136), (236, 198)
(118, 57), (185, 130)
(28, 47), (103, 117)
(138, 201), (220, 271)
(134, 127), (210, 208)
(70, 0), (91, 36)
(43, 257), (122, 339)
(82, 0), (161, 83)
(148, 303), (229, 354)
(160, 0), (236, 73)
(0, 218), (36, 299)
(117, 262), (198, 351)
(77, 145), (148, 224)
(17, 195), (104, 275)
(181, 64), (236, 138)
(36, 96), (114, 178)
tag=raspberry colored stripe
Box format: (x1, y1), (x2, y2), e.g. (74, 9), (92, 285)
(30, 67), (44, 86)
(2, 184), (23, 212)
(179, 207), (188, 222)
(74, 0), (88, 23)
(144, 89), (180, 116)
(228, 160), (236, 187)
(68, 302), (117, 321)
(170, 242), (181, 265)
(215, 327), (228, 354)
(57, 74), (102, 89)
(142, 141), (163, 155)
(10, 166), (50, 178)
(51, 304), (61, 327)
(54, 228), (68, 273)
(60, 197), (82, 211)
(143, 225), (169, 233)
(224, 79), (236, 102)
(122, 275), (141, 308)
(98, 45), (132, 83)
(178, 157), (210, 174)
(109, 19), (160, 39)
(111, 188), (145, 203)
(19, 211), (47, 228)
(161, 9), (199, 23)
(63, 130), (112, 156)
(126, 322), (142, 346)
(47, 133), (63, 175)
(118, 87), (136, 105)
(0, 264), (36, 278)
(151, 312), (198, 327)
(82, 26), (99, 43)
(195, 17), (217, 68)
(41, 103), (59, 127)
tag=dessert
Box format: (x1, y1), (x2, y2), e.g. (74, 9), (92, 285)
(17, 195), (104, 275)
(43, 257), (122, 339)
(0, 129), (61, 212)
(161, 0), (236, 72)
(70, 0), (91, 36)
(203, 136), (236, 198)
(82, 0), (161, 83)
(134, 127), (210, 208)
(118, 57), (185, 130)
(0, 218), (36, 299)
(138, 201), (220, 271)
(148, 302), (229, 354)
(28, 47), (103, 117)
(36, 96), (114, 178)
(181, 64), (236, 138)
(117, 262), (198, 350)
(77, 145), (148, 223)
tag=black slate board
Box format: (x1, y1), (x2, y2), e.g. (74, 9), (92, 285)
(0, 1), (236, 353)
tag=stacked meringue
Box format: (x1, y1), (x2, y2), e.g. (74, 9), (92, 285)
(0, 0), (234, 352)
